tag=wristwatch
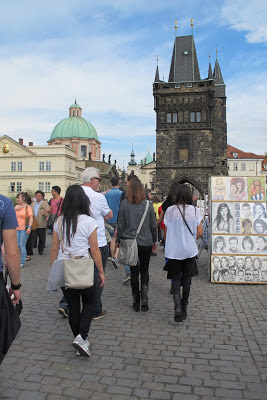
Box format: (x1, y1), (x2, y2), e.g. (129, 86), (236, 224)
(11, 282), (22, 290)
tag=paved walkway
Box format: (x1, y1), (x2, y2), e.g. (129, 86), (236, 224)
(1, 235), (266, 400)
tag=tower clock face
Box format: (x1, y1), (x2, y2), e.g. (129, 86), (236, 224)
(2, 144), (9, 153)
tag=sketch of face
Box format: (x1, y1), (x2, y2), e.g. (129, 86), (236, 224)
(255, 222), (264, 234)
(229, 269), (236, 279)
(243, 239), (253, 251)
(237, 269), (244, 281)
(253, 269), (259, 281)
(230, 184), (236, 195)
(261, 263), (267, 281)
(245, 269), (252, 282)
(256, 237), (266, 251)
(242, 205), (250, 218)
(213, 270), (220, 281)
(243, 221), (252, 233)
(221, 258), (228, 268)
(237, 258), (244, 268)
(253, 180), (262, 193)
(236, 182), (243, 191)
(217, 240), (224, 251)
(229, 239), (238, 252)
(253, 258), (261, 268)
(228, 257), (235, 267)
(255, 204), (264, 217)
(213, 257), (220, 268)
(216, 178), (223, 187)
(220, 206), (228, 219)
(245, 257), (253, 268)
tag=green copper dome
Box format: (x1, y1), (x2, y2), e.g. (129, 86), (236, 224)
(48, 101), (98, 142)
(142, 150), (153, 165)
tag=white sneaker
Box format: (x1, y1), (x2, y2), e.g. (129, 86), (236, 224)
(123, 275), (131, 284)
(111, 257), (119, 269)
(72, 334), (90, 357)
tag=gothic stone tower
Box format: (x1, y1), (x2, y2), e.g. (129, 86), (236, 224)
(153, 34), (227, 197)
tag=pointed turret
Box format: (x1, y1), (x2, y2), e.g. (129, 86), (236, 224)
(168, 35), (201, 82)
(208, 61), (213, 80)
(213, 58), (225, 97)
(154, 65), (160, 83)
(128, 142), (137, 166)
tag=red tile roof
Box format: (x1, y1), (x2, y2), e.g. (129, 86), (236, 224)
(227, 144), (265, 159)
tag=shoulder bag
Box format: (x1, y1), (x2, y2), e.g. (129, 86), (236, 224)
(118, 200), (149, 266)
(47, 198), (62, 230)
(57, 216), (94, 289)
(177, 205), (198, 277)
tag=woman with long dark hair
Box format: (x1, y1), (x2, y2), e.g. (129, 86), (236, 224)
(164, 185), (202, 322)
(50, 185), (104, 357)
(212, 203), (234, 233)
(117, 178), (157, 312)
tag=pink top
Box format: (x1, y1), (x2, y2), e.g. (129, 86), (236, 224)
(50, 197), (63, 215)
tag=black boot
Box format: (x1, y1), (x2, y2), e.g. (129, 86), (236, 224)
(141, 284), (149, 312)
(181, 302), (187, 320)
(173, 292), (182, 322)
(133, 292), (140, 312)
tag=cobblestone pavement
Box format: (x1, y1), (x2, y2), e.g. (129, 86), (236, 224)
(1, 234), (266, 400)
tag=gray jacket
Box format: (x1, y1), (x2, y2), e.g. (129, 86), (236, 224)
(117, 199), (157, 246)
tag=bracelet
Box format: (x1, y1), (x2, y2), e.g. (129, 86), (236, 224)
(11, 282), (22, 290)
(25, 226), (31, 228)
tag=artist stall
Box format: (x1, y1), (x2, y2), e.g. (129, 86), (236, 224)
(210, 176), (267, 284)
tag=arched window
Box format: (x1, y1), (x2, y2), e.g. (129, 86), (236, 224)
(81, 145), (87, 158)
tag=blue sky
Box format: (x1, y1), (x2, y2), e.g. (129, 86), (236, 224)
(0, 0), (266, 169)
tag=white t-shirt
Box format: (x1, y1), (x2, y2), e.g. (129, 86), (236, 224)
(82, 186), (111, 247)
(54, 215), (97, 260)
(164, 205), (202, 260)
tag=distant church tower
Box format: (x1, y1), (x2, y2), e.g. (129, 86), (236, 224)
(153, 25), (227, 197)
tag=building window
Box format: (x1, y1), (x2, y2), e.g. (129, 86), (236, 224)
(17, 162), (22, 171)
(10, 182), (15, 192)
(77, 173), (81, 180)
(39, 162), (44, 171)
(17, 182), (22, 192)
(11, 162), (16, 171)
(69, 162), (72, 172)
(249, 163), (254, 171)
(190, 112), (201, 122)
(233, 153), (238, 158)
(241, 163), (246, 171)
(39, 182), (44, 191)
(45, 182), (50, 192)
(173, 113), (177, 123)
(167, 113), (171, 123)
(46, 161), (51, 171)
(234, 163), (238, 171)
(190, 112), (195, 122)
(81, 145), (87, 158)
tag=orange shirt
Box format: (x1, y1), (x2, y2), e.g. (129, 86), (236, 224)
(15, 205), (33, 230)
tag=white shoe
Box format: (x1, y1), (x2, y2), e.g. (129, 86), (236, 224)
(111, 257), (119, 269)
(72, 334), (90, 357)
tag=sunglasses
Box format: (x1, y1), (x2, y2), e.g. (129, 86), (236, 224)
(92, 177), (102, 182)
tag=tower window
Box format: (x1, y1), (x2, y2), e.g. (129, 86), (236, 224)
(190, 112), (195, 122)
(81, 145), (87, 158)
(167, 113), (171, 123)
(173, 113), (177, 123)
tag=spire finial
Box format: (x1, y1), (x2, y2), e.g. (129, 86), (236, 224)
(155, 55), (158, 66)
(175, 20), (178, 36)
(75, 97), (77, 104)
(215, 44), (218, 60)
(209, 52), (210, 61)
(191, 19), (194, 35)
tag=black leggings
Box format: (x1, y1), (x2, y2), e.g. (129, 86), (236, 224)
(130, 245), (152, 293)
(64, 286), (95, 340)
(172, 257), (195, 304)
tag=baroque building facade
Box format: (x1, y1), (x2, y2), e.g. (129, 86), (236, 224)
(153, 34), (228, 198)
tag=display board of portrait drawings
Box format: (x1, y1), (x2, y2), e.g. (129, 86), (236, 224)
(210, 176), (267, 284)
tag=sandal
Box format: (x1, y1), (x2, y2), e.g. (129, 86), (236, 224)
(26, 256), (31, 261)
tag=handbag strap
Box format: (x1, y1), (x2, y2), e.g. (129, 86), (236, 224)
(177, 205), (194, 236)
(135, 200), (149, 238)
(56, 198), (63, 216)
(57, 215), (65, 254)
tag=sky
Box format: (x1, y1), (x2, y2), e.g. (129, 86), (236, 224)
(0, 0), (266, 169)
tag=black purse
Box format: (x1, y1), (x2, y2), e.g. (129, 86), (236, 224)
(0, 272), (21, 365)
(177, 206), (198, 277)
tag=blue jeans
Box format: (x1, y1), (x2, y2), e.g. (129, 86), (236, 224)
(17, 230), (29, 266)
(92, 245), (109, 317)
(124, 265), (130, 275)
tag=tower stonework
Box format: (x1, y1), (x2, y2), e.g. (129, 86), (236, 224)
(153, 35), (227, 197)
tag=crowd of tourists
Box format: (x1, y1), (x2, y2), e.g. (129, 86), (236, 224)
(0, 166), (203, 361)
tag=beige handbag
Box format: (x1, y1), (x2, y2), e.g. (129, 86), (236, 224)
(57, 216), (94, 289)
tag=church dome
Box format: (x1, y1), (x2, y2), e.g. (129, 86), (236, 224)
(48, 100), (98, 142)
(142, 149), (153, 165)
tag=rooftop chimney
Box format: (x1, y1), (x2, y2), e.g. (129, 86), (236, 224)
(19, 138), (23, 145)
(29, 142), (33, 146)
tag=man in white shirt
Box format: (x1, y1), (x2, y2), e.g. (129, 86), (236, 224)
(82, 167), (113, 320)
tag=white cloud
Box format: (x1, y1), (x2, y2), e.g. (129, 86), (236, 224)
(221, 0), (267, 44)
